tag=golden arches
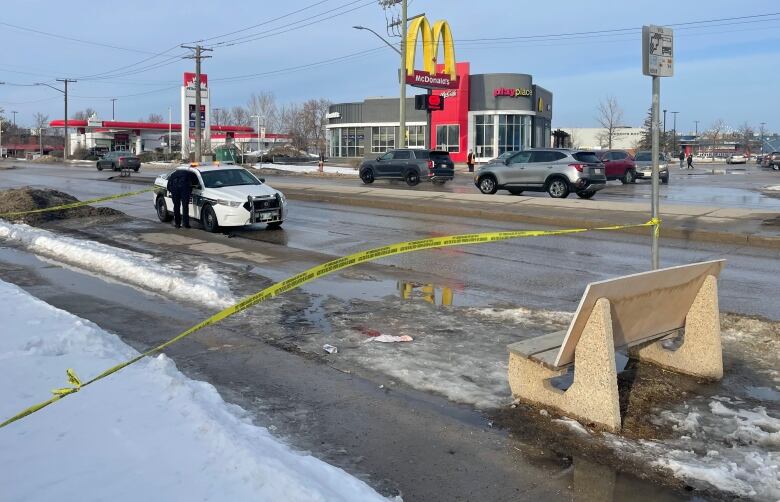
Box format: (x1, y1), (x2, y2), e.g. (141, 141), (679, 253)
(405, 17), (457, 80)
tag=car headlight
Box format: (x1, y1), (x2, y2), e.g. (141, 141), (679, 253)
(278, 192), (287, 204)
(216, 199), (242, 208)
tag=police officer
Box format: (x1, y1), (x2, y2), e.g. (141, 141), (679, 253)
(167, 167), (197, 228)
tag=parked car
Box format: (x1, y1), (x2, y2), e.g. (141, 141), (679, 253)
(632, 151), (670, 184)
(762, 152), (780, 170)
(474, 148), (607, 199)
(596, 149), (637, 183)
(359, 149), (454, 186)
(725, 153), (747, 164)
(153, 164), (287, 232)
(96, 151), (140, 172)
(755, 154), (765, 164)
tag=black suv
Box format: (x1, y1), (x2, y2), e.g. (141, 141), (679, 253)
(359, 149), (455, 186)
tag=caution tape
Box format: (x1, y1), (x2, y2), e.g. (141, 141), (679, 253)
(0, 216), (661, 429)
(0, 187), (155, 218)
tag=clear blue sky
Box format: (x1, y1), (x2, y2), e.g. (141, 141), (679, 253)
(1, 0), (778, 134)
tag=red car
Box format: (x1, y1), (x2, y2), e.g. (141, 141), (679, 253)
(596, 149), (637, 184)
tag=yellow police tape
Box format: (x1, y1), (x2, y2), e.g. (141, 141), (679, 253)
(0, 187), (155, 218)
(0, 214), (661, 429)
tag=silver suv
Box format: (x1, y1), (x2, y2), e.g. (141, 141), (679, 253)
(474, 149), (607, 199)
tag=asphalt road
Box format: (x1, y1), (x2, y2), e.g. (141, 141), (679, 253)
(257, 163), (780, 209)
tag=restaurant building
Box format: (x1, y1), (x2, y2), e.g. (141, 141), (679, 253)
(326, 62), (553, 163)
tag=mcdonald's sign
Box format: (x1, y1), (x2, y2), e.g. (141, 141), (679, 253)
(404, 17), (458, 90)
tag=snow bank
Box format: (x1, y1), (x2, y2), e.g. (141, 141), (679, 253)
(255, 163), (358, 175)
(765, 185), (780, 192)
(0, 221), (233, 308)
(652, 398), (780, 500)
(0, 280), (389, 502)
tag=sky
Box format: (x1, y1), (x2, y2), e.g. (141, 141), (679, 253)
(1, 0), (779, 134)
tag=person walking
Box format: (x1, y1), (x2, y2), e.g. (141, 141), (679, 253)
(678, 150), (685, 169)
(467, 149), (476, 173)
(167, 167), (198, 229)
(687, 153), (694, 169)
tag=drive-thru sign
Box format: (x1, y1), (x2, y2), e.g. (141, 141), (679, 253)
(642, 25), (674, 77)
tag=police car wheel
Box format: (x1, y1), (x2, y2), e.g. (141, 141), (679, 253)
(156, 196), (172, 222)
(202, 205), (219, 233)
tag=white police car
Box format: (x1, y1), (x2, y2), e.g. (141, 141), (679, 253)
(153, 164), (287, 232)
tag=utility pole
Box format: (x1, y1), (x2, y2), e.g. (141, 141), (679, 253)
(11, 111), (17, 128)
(694, 120), (699, 155)
(760, 122), (766, 155)
(671, 111), (679, 154)
(110, 98), (117, 120)
(181, 45), (212, 162)
(399, 0), (407, 148)
(251, 114), (261, 153)
(55, 79), (77, 160)
(168, 106), (172, 157)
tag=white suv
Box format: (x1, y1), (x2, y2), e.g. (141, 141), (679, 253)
(153, 164), (288, 232)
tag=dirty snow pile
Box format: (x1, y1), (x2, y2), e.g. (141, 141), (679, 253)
(0, 279), (389, 502)
(648, 397), (780, 500)
(0, 221), (233, 308)
(255, 163), (359, 175)
(765, 185), (780, 191)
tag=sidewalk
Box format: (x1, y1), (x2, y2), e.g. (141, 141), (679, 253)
(270, 181), (780, 248)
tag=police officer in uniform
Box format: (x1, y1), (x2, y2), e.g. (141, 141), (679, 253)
(167, 168), (198, 228)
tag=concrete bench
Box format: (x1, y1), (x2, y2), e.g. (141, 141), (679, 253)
(507, 260), (726, 432)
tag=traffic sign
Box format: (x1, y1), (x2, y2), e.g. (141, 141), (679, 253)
(642, 25), (673, 77)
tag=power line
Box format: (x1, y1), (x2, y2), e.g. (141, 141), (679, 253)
(193, 0), (331, 43)
(0, 21), (162, 55)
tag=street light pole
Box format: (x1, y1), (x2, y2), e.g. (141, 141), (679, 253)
(671, 111), (679, 154)
(651, 78), (661, 270)
(662, 109), (667, 152)
(251, 114), (261, 154)
(760, 122), (766, 155)
(397, 0), (408, 148)
(168, 106), (172, 157)
(694, 120), (700, 155)
(110, 98), (117, 120)
(36, 80), (76, 160)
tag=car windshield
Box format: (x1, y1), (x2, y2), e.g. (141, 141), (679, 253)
(200, 169), (261, 188)
(495, 151), (515, 161)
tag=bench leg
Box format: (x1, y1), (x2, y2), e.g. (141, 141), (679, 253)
(630, 275), (722, 380)
(508, 298), (621, 432)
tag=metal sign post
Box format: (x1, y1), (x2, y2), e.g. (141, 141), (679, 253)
(642, 25), (673, 269)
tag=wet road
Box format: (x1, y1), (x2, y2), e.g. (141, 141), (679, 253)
(1, 161), (778, 320)
(256, 163), (780, 209)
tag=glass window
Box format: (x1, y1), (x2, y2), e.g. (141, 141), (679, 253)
(406, 125), (426, 149)
(573, 152), (601, 163)
(435, 124), (459, 152)
(379, 151), (394, 161)
(508, 151), (532, 164)
(371, 126), (396, 153)
(530, 151), (557, 163)
(474, 114), (495, 158)
(498, 115), (527, 155)
(394, 150), (411, 159)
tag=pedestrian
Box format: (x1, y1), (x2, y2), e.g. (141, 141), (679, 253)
(467, 149), (476, 173)
(167, 167), (198, 229)
(687, 153), (694, 169)
(678, 150), (685, 169)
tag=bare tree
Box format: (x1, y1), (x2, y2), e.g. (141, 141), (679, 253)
(247, 91), (279, 132)
(596, 96), (624, 149)
(737, 122), (754, 155)
(707, 119), (726, 160)
(33, 112), (49, 154)
(300, 98), (331, 154)
(278, 103), (305, 151)
(211, 108), (230, 128)
(230, 106), (250, 127)
(72, 108), (97, 120)
(147, 113), (164, 123)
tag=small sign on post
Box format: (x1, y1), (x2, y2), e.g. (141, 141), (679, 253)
(642, 25), (673, 271)
(642, 25), (674, 77)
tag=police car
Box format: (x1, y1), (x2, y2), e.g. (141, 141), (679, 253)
(153, 164), (288, 232)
